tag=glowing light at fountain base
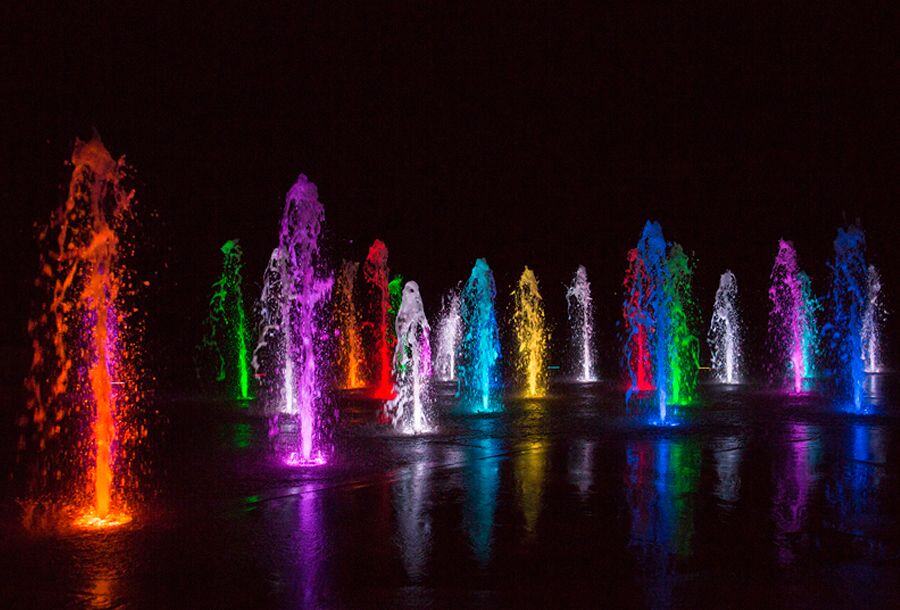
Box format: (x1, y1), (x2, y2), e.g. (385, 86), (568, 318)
(283, 452), (327, 467)
(74, 510), (133, 531)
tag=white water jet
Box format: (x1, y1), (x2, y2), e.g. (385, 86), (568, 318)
(709, 270), (742, 384)
(861, 265), (884, 373)
(433, 289), (461, 382)
(565, 265), (597, 382)
(386, 281), (433, 434)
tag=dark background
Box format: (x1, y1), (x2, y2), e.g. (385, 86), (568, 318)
(2, 3), (896, 388)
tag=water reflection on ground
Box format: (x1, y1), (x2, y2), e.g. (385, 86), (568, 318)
(2, 375), (900, 606)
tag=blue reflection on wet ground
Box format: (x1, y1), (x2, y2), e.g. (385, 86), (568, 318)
(2, 374), (900, 607)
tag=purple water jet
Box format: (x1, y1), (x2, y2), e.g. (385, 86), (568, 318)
(253, 175), (333, 465)
(767, 240), (807, 393)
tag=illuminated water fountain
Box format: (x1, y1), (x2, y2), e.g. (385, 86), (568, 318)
(624, 222), (700, 419)
(623, 222), (670, 420)
(198, 239), (252, 400)
(253, 175), (333, 465)
(861, 265), (884, 373)
(363, 240), (394, 398)
(457, 259), (502, 412)
(433, 289), (462, 381)
(767, 240), (810, 393)
(566, 265), (597, 382)
(823, 225), (867, 409)
(798, 271), (821, 378)
(25, 135), (142, 529)
(708, 270), (742, 384)
(389, 273), (404, 330)
(334, 260), (365, 389)
(385, 281), (433, 434)
(664, 244), (700, 406)
(512, 267), (549, 397)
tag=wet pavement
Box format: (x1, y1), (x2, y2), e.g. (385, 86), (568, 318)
(2, 375), (900, 608)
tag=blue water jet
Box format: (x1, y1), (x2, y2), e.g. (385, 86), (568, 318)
(624, 221), (671, 421)
(822, 225), (867, 410)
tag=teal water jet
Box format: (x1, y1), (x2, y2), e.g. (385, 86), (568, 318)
(457, 259), (502, 413)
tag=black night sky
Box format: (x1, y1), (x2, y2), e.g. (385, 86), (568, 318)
(3, 4), (896, 383)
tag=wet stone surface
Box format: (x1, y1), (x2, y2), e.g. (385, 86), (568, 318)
(2, 375), (900, 608)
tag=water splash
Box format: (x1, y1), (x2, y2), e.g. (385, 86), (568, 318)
(24, 135), (142, 529)
(664, 244), (699, 406)
(767, 240), (807, 393)
(822, 225), (867, 409)
(433, 289), (462, 381)
(708, 271), (742, 384)
(363, 240), (394, 398)
(334, 260), (365, 389)
(389, 273), (404, 331)
(623, 246), (654, 394)
(623, 221), (670, 420)
(798, 271), (821, 378)
(861, 265), (884, 373)
(385, 281), (433, 434)
(512, 267), (549, 397)
(198, 240), (252, 400)
(457, 259), (502, 412)
(253, 175), (333, 465)
(566, 265), (597, 382)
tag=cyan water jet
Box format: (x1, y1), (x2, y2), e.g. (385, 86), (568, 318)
(457, 259), (502, 412)
(566, 265), (597, 382)
(798, 271), (821, 378)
